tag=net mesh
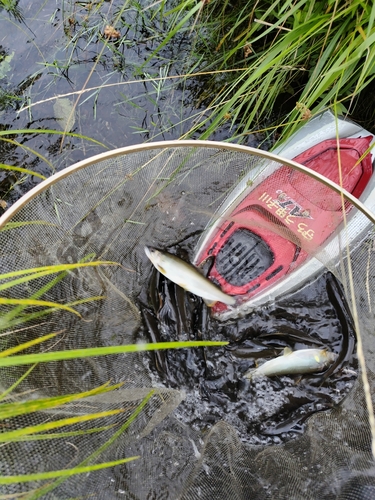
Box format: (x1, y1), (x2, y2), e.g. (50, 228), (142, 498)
(0, 143), (375, 498)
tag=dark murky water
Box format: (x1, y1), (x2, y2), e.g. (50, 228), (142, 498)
(137, 238), (357, 446)
(0, 0), (256, 210)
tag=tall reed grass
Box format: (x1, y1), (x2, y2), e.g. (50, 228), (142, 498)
(153, 0), (375, 142)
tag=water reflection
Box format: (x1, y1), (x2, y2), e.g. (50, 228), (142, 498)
(0, 0), (236, 209)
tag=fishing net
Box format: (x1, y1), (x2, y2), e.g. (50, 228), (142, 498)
(1, 116), (375, 498)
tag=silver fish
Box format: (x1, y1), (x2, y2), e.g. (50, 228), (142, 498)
(244, 347), (337, 379)
(144, 246), (236, 306)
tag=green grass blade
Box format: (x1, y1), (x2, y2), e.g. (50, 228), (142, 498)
(0, 221), (57, 231)
(0, 261), (119, 291)
(0, 261), (119, 281)
(13, 425), (117, 441)
(0, 269), (81, 292)
(0, 163), (46, 180)
(0, 409), (124, 442)
(1, 274), (69, 323)
(0, 128), (107, 148)
(0, 296), (105, 332)
(0, 298), (81, 317)
(1, 255), (103, 323)
(0, 332), (58, 358)
(0, 382), (123, 420)
(0, 138), (54, 171)
(0, 363), (36, 401)
(367, 2), (375, 34)
(0, 341), (228, 368)
(141, 1), (202, 67)
(0, 457), (139, 484)
(30, 391), (154, 498)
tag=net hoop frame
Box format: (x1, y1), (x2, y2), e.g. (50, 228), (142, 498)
(1, 140), (375, 228)
(1, 143), (375, 475)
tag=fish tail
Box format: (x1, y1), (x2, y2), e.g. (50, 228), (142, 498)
(203, 298), (217, 307)
(243, 368), (256, 380)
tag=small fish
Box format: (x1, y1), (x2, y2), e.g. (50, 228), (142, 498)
(244, 348), (337, 379)
(226, 339), (283, 359)
(259, 328), (325, 346)
(144, 246), (236, 306)
(141, 308), (167, 375)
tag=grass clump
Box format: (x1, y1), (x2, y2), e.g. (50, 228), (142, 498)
(148, 0), (375, 142)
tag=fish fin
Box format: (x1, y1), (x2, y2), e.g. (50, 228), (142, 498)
(244, 368), (254, 380)
(155, 264), (167, 275)
(244, 366), (264, 380)
(197, 256), (215, 276)
(226, 295), (236, 306)
(203, 298), (217, 307)
(283, 347), (293, 356)
(318, 348), (329, 361)
(244, 361), (258, 379)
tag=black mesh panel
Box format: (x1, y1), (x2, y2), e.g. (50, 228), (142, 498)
(215, 229), (274, 287)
